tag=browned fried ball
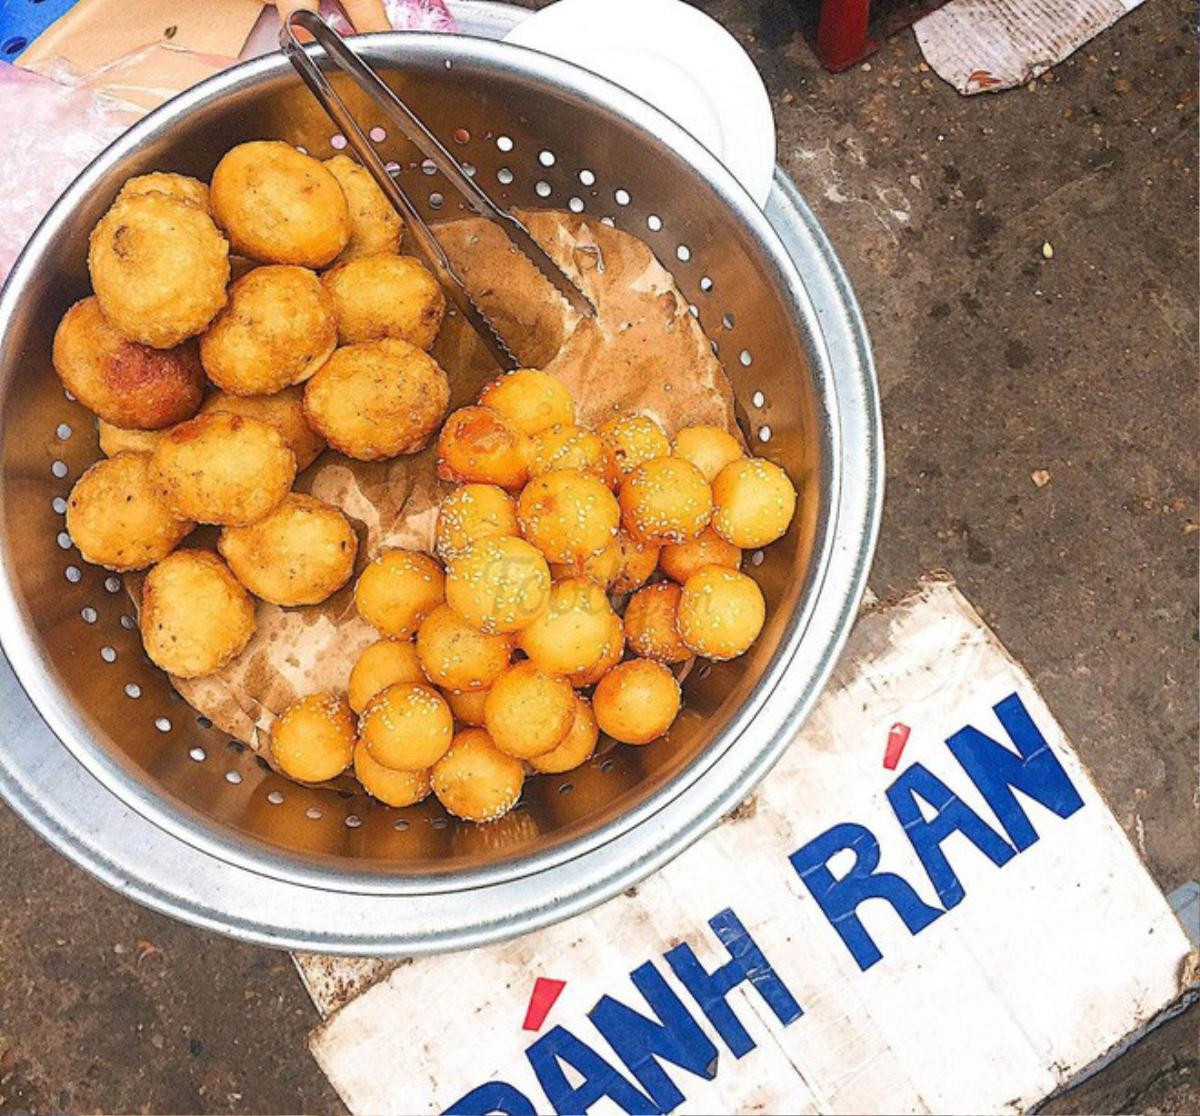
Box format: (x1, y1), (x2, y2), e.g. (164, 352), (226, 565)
(672, 424), (743, 482)
(518, 468), (620, 564)
(529, 694), (599, 774)
(624, 581), (691, 664)
(610, 529), (661, 594)
(270, 692), (355, 782)
(416, 604), (513, 692)
(354, 549), (445, 639)
(676, 566), (766, 661)
(528, 423), (604, 478)
(360, 682), (453, 771)
(484, 661), (574, 759)
(117, 172), (210, 211)
(444, 686), (489, 726)
(619, 456), (713, 545)
(567, 611), (625, 688)
(659, 527), (741, 584)
(431, 728), (525, 823)
(445, 535), (551, 634)
(436, 405), (530, 491)
(353, 743), (431, 807)
(549, 537), (622, 589)
(348, 638), (424, 715)
(478, 369), (573, 435)
(517, 578), (620, 677)
(593, 658), (681, 745)
(199, 386), (326, 470)
(710, 457), (798, 548)
(323, 254), (445, 350)
(324, 154), (403, 262)
(97, 421), (168, 457)
(598, 414), (671, 489)
(434, 483), (519, 563)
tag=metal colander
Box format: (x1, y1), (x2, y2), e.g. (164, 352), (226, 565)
(0, 6), (880, 954)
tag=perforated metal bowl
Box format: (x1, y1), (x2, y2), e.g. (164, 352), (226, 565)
(0, 6), (881, 953)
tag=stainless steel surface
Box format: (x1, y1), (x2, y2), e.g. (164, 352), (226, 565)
(0, 2), (882, 953)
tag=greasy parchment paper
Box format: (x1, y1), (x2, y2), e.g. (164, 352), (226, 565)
(174, 210), (738, 753)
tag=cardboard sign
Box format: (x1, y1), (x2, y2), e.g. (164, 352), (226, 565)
(303, 581), (1191, 1114)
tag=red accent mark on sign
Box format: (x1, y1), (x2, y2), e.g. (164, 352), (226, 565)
(884, 723), (911, 770)
(522, 977), (567, 1031)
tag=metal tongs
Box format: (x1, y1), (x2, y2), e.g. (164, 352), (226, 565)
(280, 10), (594, 370)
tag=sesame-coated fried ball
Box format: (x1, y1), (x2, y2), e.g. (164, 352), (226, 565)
(445, 535), (551, 635)
(676, 566), (766, 661)
(360, 682), (453, 771)
(98, 421), (169, 457)
(567, 611), (625, 688)
(324, 154), (403, 262)
(436, 405), (530, 491)
(200, 265), (337, 395)
(672, 424), (743, 482)
(117, 172), (210, 211)
(66, 452), (193, 571)
(597, 414), (670, 490)
(88, 192), (229, 347)
(518, 469), (620, 564)
(528, 423), (604, 478)
(609, 529), (660, 595)
(659, 527), (741, 584)
(710, 457), (798, 548)
(517, 578), (620, 677)
(435, 483), (519, 563)
(53, 297), (204, 429)
(484, 661), (574, 759)
(619, 456), (713, 545)
(624, 581), (691, 664)
(269, 692), (356, 783)
(549, 537), (622, 590)
(323, 254), (445, 350)
(353, 743), (431, 807)
(151, 412), (296, 526)
(210, 141), (349, 267)
(140, 550), (255, 678)
(529, 693), (599, 774)
(348, 638), (424, 715)
(593, 658), (681, 745)
(478, 368), (574, 435)
(416, 603), (513, 692)
(199, 386), (326, 470)
(354, 549), (445, 639)
(432, 728), (525, 823)
(444, 686), (489, 726)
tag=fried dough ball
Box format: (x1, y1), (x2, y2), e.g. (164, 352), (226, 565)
(210, 141), (349, 267)
(151, 412), (296, 526)
(659, 527), (741, 584)
(444, 686), (489, 726)
(360, 682), (453, 771)
(348, 638), (424, 714)
(200, 265), (337, 395)
(598, 414), (671, 489)
(676, 566), (766, 661)
(199, 386), (326, 470)
(324, 154), (403, 262)
(436, 405), (529, 491)
(528, 424), (604, 478)
(53, 297), (204, 429)
(140, 550), (255, 678)
(619, 456), (713, 545)
(529, 694), (599, 774)
(218, 493), (357, 605)
(269, 692), (355, 782)
(484, 661), (574, 759)
(624, 582), (691, 664)
(434, 483), (519, 563)
(593, 658), (681, 745)
(673, 424), (743, 482)
(117, 172), (210, 211)
(478, 369), (573, 435)
(517, 578), (619, 676)
(353, 743), (431, 807)
(517, 468), (620, 565)
(323, 254), (445, 349)
(431, 728), (524, 823)
(445, 535), (551, 634)
(98, 421), (168, 457)
(66, 452), (193, 570)
(416, 604), (513, 692)
(88, 192), (229, 347)
(354, 549), (445, 639)
(711, 457), (798, 548)
(303, 338), (449, 460)
(549, 537), (622, 589)
(567, 612), (625, 687)
(610, 529), (660, 595)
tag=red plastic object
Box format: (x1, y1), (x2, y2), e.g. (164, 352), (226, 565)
(812, 0), (950, 73)
(522, 977), (567, 1031)
(883, 722), (911, 770)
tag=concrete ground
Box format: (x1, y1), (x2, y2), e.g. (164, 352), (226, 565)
(1, 1), (1195, 1112)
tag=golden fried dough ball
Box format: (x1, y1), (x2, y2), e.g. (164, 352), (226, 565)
(444, 686), (489, 726)
(348, 638), (424, 714)
(117, 172), (210, 211)
(303, 338), (449, 461)
(610, 529), (660, 595)
(200, 265), (337, 395)
(593, 658), (681, 745)
(529, 694), (598, 774)
(324, 154), (403, 262)
(140, 550), (255, 678)
(431, 728), (524, 823)
(673, 424), (743, 482)
(676, 566), (765, 661)
(624, 582), (691, 664)
(416, 604), (513, 692)
(199, 386), (326, 470)
(53, 297), (204, 429)
(529, 424), (604, 478)
(518, 468), (620, 564)
(323, 254), (445, 349)
(218, 493), (356, 606)
(598, 414), (670, 489)
(567, 612), (624, 687)
(711, 457), (798, 548)
(355, 549), (445, 639)
(151, 412), (296, 526)
(353, 743), (431, 807)
(88, 192), (229, 347)
(436, 405), (529, 491)
(210, 141), (349, 267)
(484, 661), (574, 759)
(549, 537), (622, 589)
(659, 527), (741, 584)
(98, 421), (168, 457)
(435, 483), (519, 563)
(478, 369), (573, 435)
(619, 456), (713, 545)
(360, 682), (453, 770)
(66, 452), (193, 571)
(445, 535), (550, 634)
(517, 578), (619, 677)
(269, 692), (355, 782)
